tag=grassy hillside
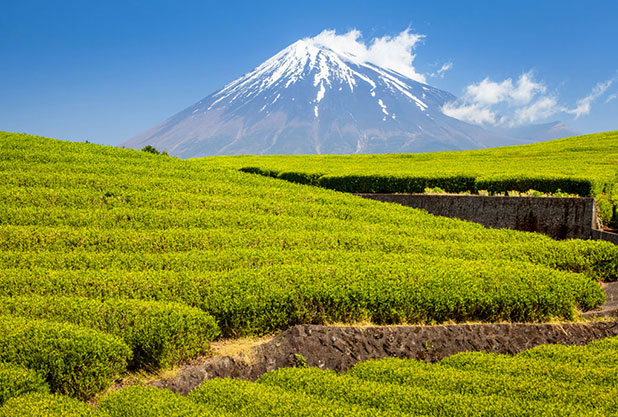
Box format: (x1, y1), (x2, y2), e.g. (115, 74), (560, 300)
(203, 131), (618, 226)
(0, 131), (617, 401)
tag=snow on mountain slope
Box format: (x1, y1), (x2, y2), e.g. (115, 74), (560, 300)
(124, 36), (523, 157)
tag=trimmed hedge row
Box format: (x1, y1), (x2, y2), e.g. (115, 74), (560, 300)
(0, 315), (131, 399)
(241, 167), (617, 225)
(0, 363), (48, 406)
(319, 174), (478, 194)
(475, 175), (605, 198)
(99, 385), (223, 417)
(241, 167), (604, 197)
(0, 393), (100, 417)
(0, 257), (605, 337)
(0, 296), (220, 370)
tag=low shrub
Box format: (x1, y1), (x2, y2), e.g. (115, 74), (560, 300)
(99, 385), (220, 417)
(317, 174), (476, 194)
(0, 362), (48, 405)
(0, 315), (131, 399)
(190, 377), (401, 417)
(0, 296), (220, 370)
(0, 393), (100, 417)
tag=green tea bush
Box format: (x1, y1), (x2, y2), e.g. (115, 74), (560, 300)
(0, 393), (100, 417)
(0, 363), (49, 405)
(475, 175), (602, 197)
(0, 257), (604, 337)
(219, 131), (618, 227)
(0, 296), (220, 369)
(100, 385), (221, 417)
(0, 315), (131, 399)
(258, 366), (598, 416)
(190, 378), (404, 417)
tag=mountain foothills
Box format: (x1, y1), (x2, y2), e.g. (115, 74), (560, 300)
(124, 36), (574, 157)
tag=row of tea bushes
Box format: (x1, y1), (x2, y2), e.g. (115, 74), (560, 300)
(0, 296), (219, 369)
(0, 258), (605, 337)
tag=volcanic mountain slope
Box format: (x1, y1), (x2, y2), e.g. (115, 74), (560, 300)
(124, 37), (527, 157)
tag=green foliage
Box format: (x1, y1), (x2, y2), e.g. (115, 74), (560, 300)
(0, 257), (605, 336)
(190, 378), (404, 417)
(0, 296), (220, 369)
(8, 336), (618, 416)
(99, 385), (221, 417)
(317, 174), (477, 194)
(597, 194), (614, 227)
(141, 145), (160, 155)
(294, 353), (307, 368)
(0, 363), (49, 406)
(0, 393), (100, 417)
(215, 131), (618, 224)
(0, 315), (131, 399)
(0, 131), (615, 344)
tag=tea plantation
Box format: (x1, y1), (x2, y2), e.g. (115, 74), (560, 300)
(206, 131), (618, 226)
(1, 131), (617, 413)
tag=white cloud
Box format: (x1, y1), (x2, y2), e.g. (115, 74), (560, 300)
(607, 93), (617, 104)
(309, 29), (427, 83)
(568, 79), (614, 118)
(430, 62), (453, 78)
(442, 72), (617, 127)
(442, 72), (558, 126)
(465, 73), (546, 106)
(514, 96), (560, 125)
(441, 102), (497, 125)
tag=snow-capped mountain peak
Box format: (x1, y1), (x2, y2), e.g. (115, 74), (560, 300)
(123, 33), (525, 157)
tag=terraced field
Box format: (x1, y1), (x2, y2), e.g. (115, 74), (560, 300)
(204, 131), (618, 226)
(1, 130), (618, 413)
(3, 336), (618, 416)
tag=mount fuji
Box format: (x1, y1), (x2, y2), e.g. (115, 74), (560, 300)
(123, 36), (553, 157)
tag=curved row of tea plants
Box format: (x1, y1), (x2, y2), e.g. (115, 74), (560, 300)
(207, 131), (618, 226)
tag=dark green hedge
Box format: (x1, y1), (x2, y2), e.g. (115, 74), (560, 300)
(277, 171), (323, 186)
(0, 315), (130, 399)
(0, 363), (48, 406)
(0, 296), (220, 370)
(475, 175), (603, 197)
(239, 166), (279, 178)
(0, 393), (100, 417)
(317, 174), (477, 194)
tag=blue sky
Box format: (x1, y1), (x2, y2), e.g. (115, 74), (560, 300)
(1, 0), (617, 145)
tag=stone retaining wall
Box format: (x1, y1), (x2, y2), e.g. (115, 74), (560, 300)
(356, 193), (597, 240)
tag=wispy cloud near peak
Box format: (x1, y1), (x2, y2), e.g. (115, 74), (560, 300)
(308, 29), (427, 83)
